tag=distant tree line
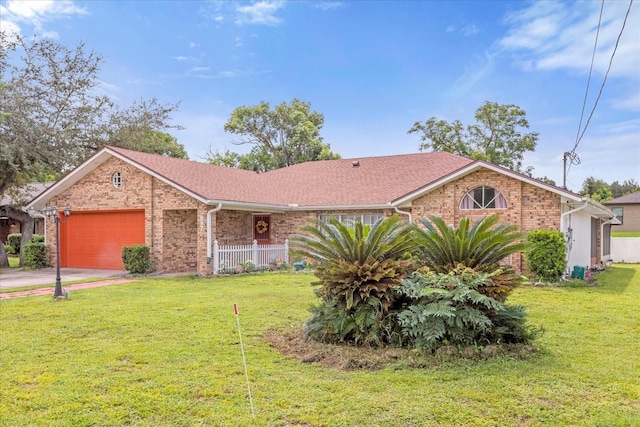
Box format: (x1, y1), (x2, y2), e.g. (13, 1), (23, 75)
(579, 177), (639, 203)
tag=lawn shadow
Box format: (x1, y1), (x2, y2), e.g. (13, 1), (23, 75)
(592, 264), (638, 294)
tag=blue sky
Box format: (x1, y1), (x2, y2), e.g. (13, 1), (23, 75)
(2, 0), (638, 192)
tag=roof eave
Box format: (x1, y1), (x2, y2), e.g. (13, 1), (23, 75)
(391, 161), (583, 206)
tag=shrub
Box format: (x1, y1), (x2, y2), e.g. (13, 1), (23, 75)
(23, 242), (48, 269)
(6, 233), (22, 254)
(292, 215), (416, 346)
(4, 233), (44, 254)
(396, 267), (540, 350)
(413, 215), (527, 302)
(526, 230), (566, 282)
(122, 245), (153, 274)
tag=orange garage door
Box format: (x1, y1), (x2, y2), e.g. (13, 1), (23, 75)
(60, 210), (145, 270)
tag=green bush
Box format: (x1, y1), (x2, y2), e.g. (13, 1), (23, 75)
(396, 267), (540, 350)
(6, 233), (21, 254)
(23, 242), (48, 269)
(122, 245), (153, 274)
(526, 229), (566, 282)
(5, 233), (44, 254)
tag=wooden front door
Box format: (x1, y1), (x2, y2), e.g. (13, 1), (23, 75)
(253, 215), (271, 244)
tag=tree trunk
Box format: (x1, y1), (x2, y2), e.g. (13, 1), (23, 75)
(2, 205), (35, 267)
(0, 242), (8, 268)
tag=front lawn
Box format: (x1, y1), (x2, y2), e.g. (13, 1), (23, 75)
(1, 267), (639, 426)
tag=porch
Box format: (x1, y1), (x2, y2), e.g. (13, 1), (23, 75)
(212, 239), (290, 274)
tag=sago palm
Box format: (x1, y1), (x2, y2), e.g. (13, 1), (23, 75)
(414, 214), (527, 301)
(292, 215), (416, 314)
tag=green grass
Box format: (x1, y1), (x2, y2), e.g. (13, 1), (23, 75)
(612, 231), (640, 237)
(1, 268), (639, 426)
(7, 256), (19, 268)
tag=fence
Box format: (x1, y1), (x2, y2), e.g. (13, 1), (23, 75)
(611, 237), (640, 263)
(213, 239), (289, 274)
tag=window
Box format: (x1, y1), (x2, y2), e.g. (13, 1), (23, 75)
(112, 172), (122, 188)
(611, 207), (623, 225)
(460, 186), (507, 210)
(318, 213), (383, 228)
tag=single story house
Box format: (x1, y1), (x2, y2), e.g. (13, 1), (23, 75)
(1, 182), (51, 243)
(605, 190), (640, 233)
(26, 146), (617, 276)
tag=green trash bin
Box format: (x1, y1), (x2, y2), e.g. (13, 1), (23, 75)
(571, 265), (586, 279)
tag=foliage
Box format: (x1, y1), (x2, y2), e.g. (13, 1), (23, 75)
(22, 242), (48, 269)
(396, 268), (540, 350)
(610, 178), (639, 198)
(4, 233), (42, 255)
(0, 32), (182, 195)
(525, 229), (567, 282)
(408, 101), (539, 172)
(121, 245), (153, 274)
(413, 214), (526, 301)
(208, 98), (340, 172)
(304, 297), (401, 347)
(292, 215), (416, 345)
(580, 176), (613, 202)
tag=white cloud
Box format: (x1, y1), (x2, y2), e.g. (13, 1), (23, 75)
(461, 24), (479, 36)
(500, 0), (640, 81)
(447, 51), (495, 98)
(446, 25), (455, 33)
(2, 0), (88, 37)
(190, 66), (210, 72)
(311, 2), (344, 11)
(235, 1), (284, 26)
(0, 18), (21, 40)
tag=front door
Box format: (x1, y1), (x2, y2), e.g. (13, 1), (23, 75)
(253, 215), (271, 244)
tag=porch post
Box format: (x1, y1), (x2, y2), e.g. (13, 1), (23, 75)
(252, 240), (258, 266)
(284, 239), (289, 263)
(213, 240), (219, 274)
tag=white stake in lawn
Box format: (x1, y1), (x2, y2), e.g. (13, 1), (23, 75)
(234, 303), (255, 418)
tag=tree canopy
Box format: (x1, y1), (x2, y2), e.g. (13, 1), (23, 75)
(408, 101), (539, 172)
(0, 32), (184, 196)
(580, 177), (639, 203)
(207, 98), (340, 171)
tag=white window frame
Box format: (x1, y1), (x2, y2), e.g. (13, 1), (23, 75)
(318, 213), (383, 228)
(460, 186), (507, 210)
(112, 172), (123, 188)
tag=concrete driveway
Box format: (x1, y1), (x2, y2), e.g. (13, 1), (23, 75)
(0, 268), (127, 289)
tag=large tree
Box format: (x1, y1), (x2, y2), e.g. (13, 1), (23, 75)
(208, 98), (340, 171)
(408, 101), (539, 172)
(580, 177), (613, 203)
(0, 32), (183, 267)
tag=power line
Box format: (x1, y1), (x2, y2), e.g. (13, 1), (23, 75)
(565, 0), (634, 186)
(573, 0), (605, 153)
(574, 0), (634, 150)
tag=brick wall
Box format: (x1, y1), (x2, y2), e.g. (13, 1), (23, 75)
(411, 169), (562, 274)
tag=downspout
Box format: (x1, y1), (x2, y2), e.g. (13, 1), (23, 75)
(28, 209), (47, 245)
(392, 205), (412, 223)
(560, 201), (588, 277)
(206, 203), (223, 263)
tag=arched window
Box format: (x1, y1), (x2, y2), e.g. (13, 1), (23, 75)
(460, 186), (507, 210)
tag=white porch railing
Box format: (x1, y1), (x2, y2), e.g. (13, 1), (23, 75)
(213, 239), (289, 274)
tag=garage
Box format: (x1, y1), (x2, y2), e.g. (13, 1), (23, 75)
(60, 210), (145, 270)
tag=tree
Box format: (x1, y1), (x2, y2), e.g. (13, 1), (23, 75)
(210, 98), (340, 171)
(408, 101), (539, 172)
(0, 32), (182, 266)
(579, 177), (613, 203)
(610, 179), (640, 198)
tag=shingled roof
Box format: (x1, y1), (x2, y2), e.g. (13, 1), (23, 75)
(109, 147), (474, 208)
(28, 146), (594, 213)
(605, 190), (640, 205)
